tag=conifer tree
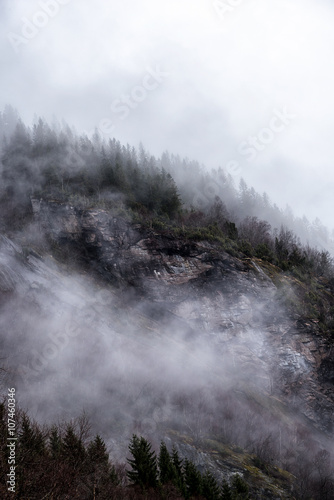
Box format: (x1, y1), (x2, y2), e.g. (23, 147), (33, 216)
(231, 474), (249, 499)
(18, 414), (45, 460)
(201, 470), (221, 500)
(87, 434), (118, 480)
(127, 434), (158, 489)
(171, 446), (183, 479)
(87, 434), (109, 467)
(158, 441), (176, 485)
(221, 480), (232, 500)
(62, 424), (86, 470)
(86, 434), (119, 496)
(49, 425), (62, 460)
(183, 458), (202, 498)
(171, 446), (185, 490)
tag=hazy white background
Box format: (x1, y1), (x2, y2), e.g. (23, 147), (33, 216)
(1, 0), (334, 230)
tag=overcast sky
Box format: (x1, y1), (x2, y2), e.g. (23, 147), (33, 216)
(1, 0), (334, 230)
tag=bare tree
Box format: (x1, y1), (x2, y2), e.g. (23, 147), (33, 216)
(239, 216), (272, 248)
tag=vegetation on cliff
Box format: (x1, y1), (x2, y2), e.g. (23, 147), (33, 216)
(1, 106), (334, 498)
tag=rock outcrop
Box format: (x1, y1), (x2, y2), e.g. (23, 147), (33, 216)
(30, 198), (334, 439)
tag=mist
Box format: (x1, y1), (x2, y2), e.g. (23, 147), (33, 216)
(1, 1), (334, 497)
(1, 0), (334, 230)
(0, 226), (332, 487)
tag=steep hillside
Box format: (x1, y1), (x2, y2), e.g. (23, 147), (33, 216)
(1, 198), (334, 498)
(1, 109), (334, 498)
(29, 199), (334, 433)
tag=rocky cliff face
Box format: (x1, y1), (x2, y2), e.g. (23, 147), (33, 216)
(1, 197), (329, 498)
(30, 198), (334, 440)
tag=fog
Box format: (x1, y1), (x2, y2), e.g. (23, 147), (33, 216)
(1, 0), (334, 231)
(1, 231), (330, 475)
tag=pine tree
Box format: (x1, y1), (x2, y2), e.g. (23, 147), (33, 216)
(158, 441), (176, 485)
(87, 434), (118, 481)
(171, 446), (183, 478)
(171, 446), (185, 495)
(18, 414), (45, 460)
(49, 426), (62, 460)
(62, 424), (86, 470)
(201, 470), (220, 500)
(88, 434), (109, 466)
(231, 474), (249, 499)
(15, 415), (46, 498)
(86, 434), (119, 497)
(183, 458), (202, 498)
(127, 434), (158, 489)
(159, 169), (182, 217)
(221, 480), (232, 500)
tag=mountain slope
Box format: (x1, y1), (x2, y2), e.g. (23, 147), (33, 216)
(1, 200), (334, 498)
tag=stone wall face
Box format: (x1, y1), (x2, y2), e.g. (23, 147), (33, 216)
(30, 199), (334, 436)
